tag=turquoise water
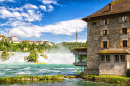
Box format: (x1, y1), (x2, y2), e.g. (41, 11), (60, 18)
(0, 63), (80, 77)
(0, 63), (127, 86)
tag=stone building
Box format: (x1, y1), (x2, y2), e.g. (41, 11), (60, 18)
(82, 0), (130, 76)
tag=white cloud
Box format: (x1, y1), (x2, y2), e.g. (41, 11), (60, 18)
(0, 6), (42, 22)
(6, 19), (87, 38)
(41, 0), (57, 5)
(40, 5), (54, 11)
(48, 5), (54, 11)
(23, 3), (38, 9)
(1, 20), (32, 27)
(0, 0), (15, 2)
(8, 4), (38, 11)
(40, 5), (46, 11)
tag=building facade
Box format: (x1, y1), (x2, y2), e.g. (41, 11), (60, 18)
(82, 0), (130, 76)
(8, 36), (20, 43)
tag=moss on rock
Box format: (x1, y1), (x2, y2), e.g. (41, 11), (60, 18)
(0, 75), (64, 83)
(8, 53), (15, 56)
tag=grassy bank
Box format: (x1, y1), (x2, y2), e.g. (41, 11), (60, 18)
(82, 75), (130, 84)
(0, 75), (64, 83)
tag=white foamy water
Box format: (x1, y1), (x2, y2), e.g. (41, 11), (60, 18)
(0, 52), (75, 64)
(46, 53), (75, 64)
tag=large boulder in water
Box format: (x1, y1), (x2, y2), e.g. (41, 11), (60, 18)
(1, 50), (9, 61)
(29, 48), (39, 62)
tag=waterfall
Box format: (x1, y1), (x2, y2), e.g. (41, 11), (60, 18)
(6, 52), (29, 63)
(0, 52), (75, 64)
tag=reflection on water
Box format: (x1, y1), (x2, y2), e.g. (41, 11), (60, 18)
(0, 78), (126, 86)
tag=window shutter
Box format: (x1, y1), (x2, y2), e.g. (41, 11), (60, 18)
(127, 15), (129, 22)
(127, 28), (130, 35)
(119, 28), (122, 35)
(119, 16), (122, 23)
(127, 40), (130, 48)
(107, 41), (109, 48)
(107, 30), (109, 36)
(100, 30), (103, 36)
(120, 40), (122, 48)
(100, 19), (103, 25)
(100, 41), (103, 49)
(107, 18), (109, 24)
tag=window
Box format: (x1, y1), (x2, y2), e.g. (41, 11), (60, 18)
(92, 22), (96, 25)
(101, 55), (105, 61)
(121, 55), (125, 62)
(106, 55), (110, 62)
(122, 28), (127, 34)
(103, 41), (107, 48)
(103, 30), (107, 36)
(123, 40), (127, 47)
(122, 16), (127, 23)
(115, 55), (119, 62)
(100, 55), (110, 62)
(103, 19), (107, 25)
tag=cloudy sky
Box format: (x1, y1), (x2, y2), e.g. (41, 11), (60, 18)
(0, 0), (113, 44)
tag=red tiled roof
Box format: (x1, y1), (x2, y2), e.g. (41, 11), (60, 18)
(0, 35), (2, 37)
(82, 0), (130, 21)
(12, 36), (17, 37)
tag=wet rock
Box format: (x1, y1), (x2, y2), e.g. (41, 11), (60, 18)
(24, 56), (29, 61)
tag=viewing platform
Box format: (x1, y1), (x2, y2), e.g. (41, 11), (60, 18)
(73, 48), (87, 70)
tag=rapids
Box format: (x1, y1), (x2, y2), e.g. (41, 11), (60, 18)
(0, 52), (75, 64)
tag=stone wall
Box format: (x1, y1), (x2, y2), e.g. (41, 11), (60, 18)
(99, 54), (127, 76)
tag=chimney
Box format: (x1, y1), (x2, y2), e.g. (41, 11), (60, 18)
(109, 3), (112, 11)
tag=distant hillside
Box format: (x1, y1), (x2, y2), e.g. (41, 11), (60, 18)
(57, 42), (87, 52)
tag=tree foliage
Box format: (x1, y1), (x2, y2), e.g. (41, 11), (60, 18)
(29, 49), (39, 62)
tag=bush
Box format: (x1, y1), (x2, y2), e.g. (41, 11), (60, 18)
(39, 49), (44, 54)
(1, 50), (9, 61)
(29, 49), (39, 62)
(77, 69), (81, 75)
(126, 68), (130, 77)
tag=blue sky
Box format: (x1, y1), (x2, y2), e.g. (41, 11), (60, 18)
(0, 0), (113, 44)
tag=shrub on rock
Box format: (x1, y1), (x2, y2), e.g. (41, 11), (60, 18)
(41, 54), (47, 59)
(29, 48), (39, 62)
(24, 56), (29, 61)
(1, 50), (9, 61)
(39, 49), (44, 54)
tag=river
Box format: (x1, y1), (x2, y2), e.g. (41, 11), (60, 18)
(0, 52), (128, 86)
